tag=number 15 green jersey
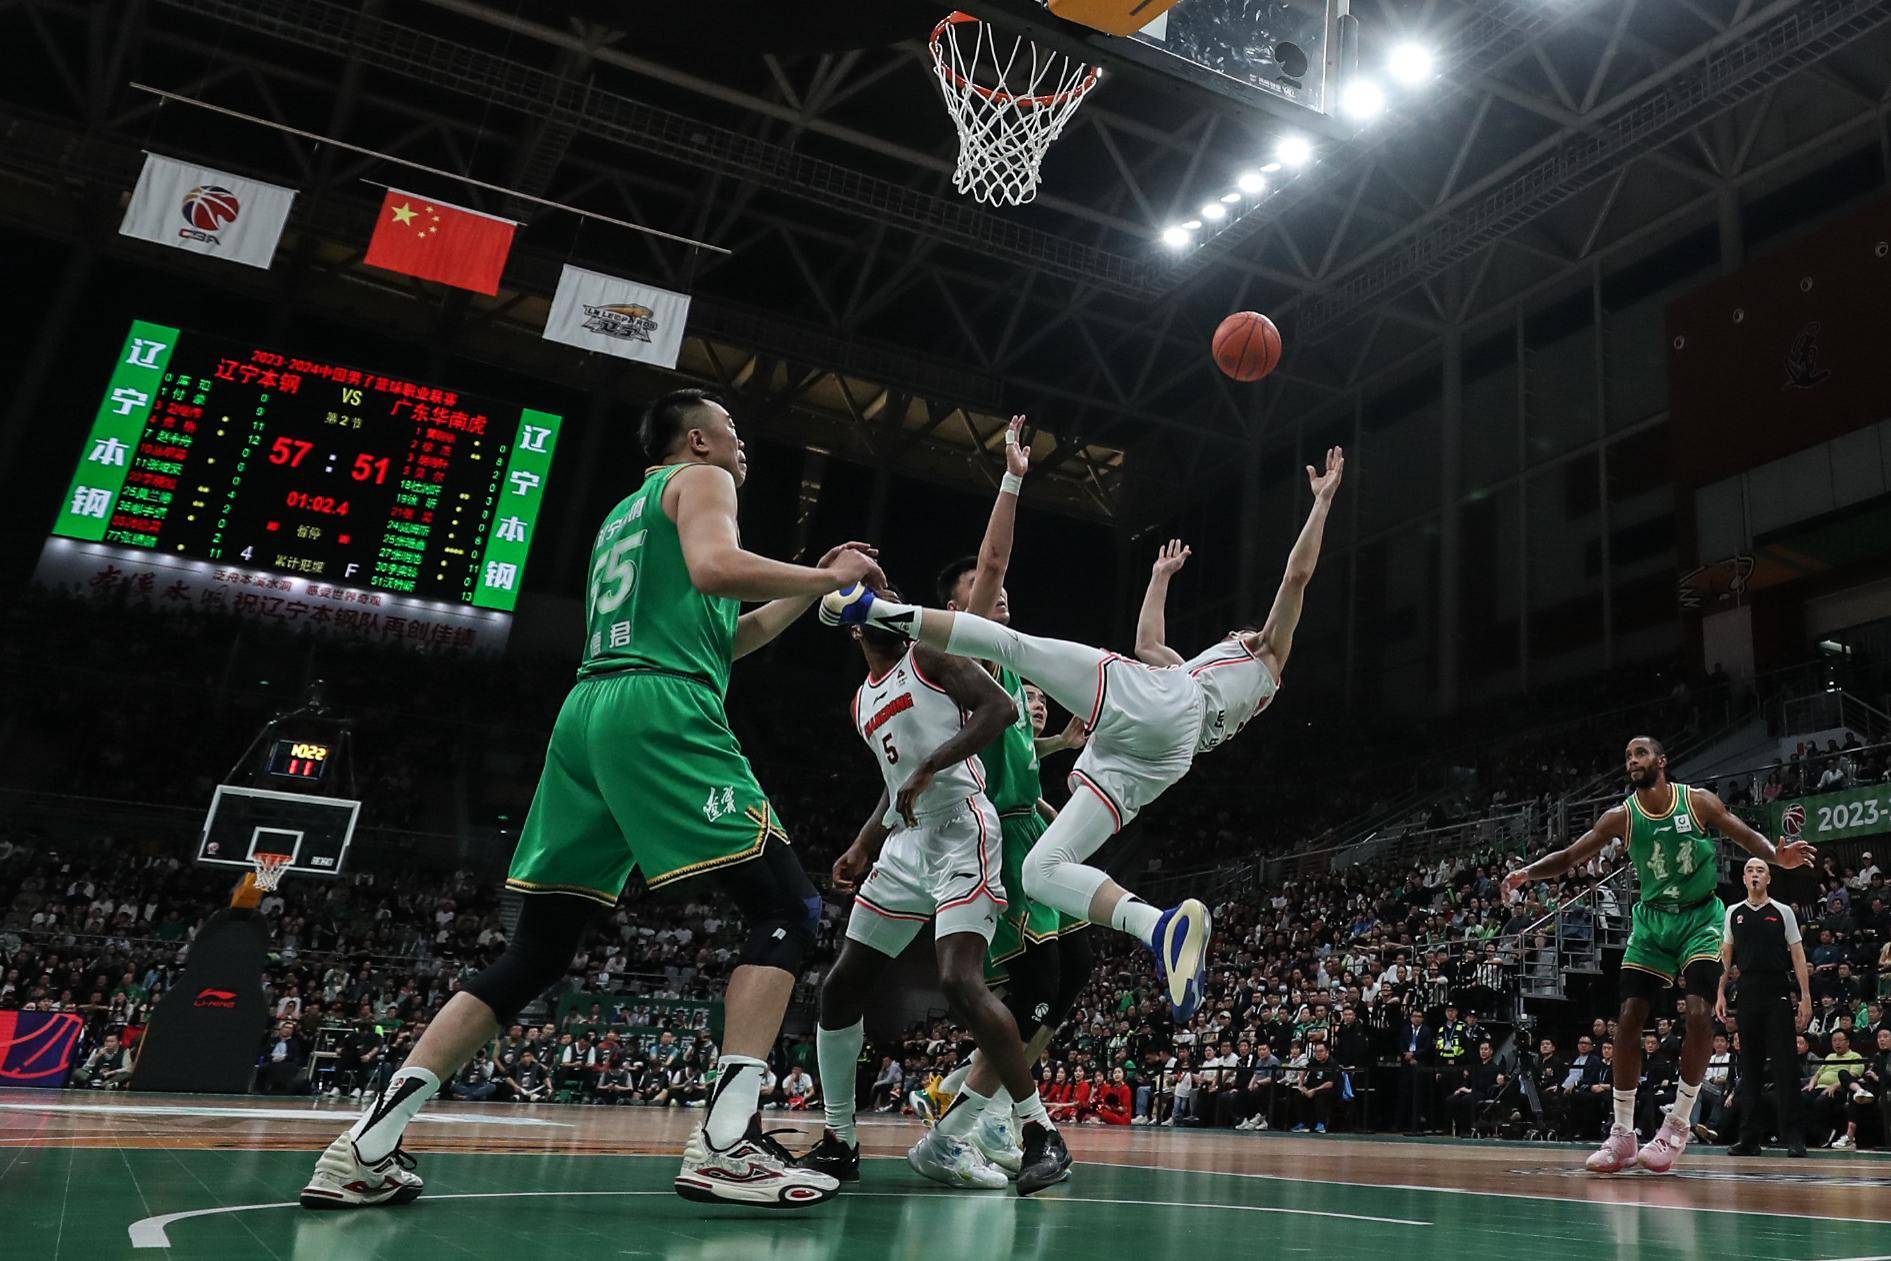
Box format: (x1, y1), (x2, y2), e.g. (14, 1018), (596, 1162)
(579, 464), (738, 695)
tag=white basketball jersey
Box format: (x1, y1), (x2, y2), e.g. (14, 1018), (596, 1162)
(1182, 637), (1279, 752)
(853, 646), (985, 818)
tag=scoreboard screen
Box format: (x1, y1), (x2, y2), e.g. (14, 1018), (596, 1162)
(53, 320), (562, 611)
(267, 739), (332, 782)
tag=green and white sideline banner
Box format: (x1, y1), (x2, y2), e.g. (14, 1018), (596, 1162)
(1770, 785), (1891, 844)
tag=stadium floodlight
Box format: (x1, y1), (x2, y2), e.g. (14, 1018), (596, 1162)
(1387, 42), (1434, 85)
(1219, 191), (1242, 204)
(1276, 137), (1312, 168)
(1182, 218), (1202, 230)
(1341, 78), (1386, 121)
(1200, 202), (1228, 222)
(1235, 170), (1266, 194)
(1161, 225), (1194, 247)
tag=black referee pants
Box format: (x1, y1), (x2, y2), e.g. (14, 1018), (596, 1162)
(1735, 982), (1802, 1147)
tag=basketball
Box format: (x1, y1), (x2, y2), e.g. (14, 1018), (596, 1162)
(1212, 311), (1283, 382)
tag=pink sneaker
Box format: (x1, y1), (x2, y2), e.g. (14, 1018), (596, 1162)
(1637, 1114), (1691, 1173)
(1585, 1123), (1639, 1174)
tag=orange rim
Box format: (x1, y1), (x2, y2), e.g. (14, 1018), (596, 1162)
(930, 11), (1101, 109)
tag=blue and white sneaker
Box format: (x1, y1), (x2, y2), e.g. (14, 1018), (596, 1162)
(819, 583), (878, 627)
(1150, 898), (1212, 1024)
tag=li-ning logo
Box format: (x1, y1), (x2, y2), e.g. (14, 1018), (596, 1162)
(194, 987), (239, 1009)
(580, 303), (660, 343)
(1784, 322), (1832, 390)
(179, 185), (240, 246)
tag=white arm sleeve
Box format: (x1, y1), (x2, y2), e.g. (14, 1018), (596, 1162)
(1776, 900), (1802, 946)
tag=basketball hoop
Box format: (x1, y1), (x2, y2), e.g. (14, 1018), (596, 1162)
(251, 852), (292, 893)
(929, 11), (1101, 207)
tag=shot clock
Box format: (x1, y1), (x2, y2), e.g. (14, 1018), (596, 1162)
(267, 739), (333, 782)
(53, 320), (562, 611)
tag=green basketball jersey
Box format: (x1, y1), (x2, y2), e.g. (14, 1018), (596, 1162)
(577, 464), (738, 694)
(978, 666), (1042, 814)
(1626, 782), (1717, 910)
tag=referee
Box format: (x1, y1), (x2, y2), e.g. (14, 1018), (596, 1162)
(1715, 856), (1811, 1157)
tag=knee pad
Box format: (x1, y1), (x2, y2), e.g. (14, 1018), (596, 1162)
(1002, 939), (1061, 1039)
(464, 892), (600, 1026)
(718, 839), (820, 974)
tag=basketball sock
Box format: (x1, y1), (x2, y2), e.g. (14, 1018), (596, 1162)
(1111, 896), (1162, 946)
(349, 1066), (440, 1163)
(817, 1021), (864, 1147)
(1012, 1089), (1054, 1132)
(1612, 1088), (1636, 1132)
(1670, 1078), (1702, 1125)
(939, 1084), (991, 1140)
(705, 1055), (766, 1149)
(940, 1058), (973, 1100)
(990, 1085), (1014, 1112)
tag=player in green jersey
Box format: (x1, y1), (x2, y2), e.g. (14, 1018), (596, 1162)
(303, 388), (884, 1214)
(923, 418), (1093, 1176)
(1503, 735), (1813, 1175)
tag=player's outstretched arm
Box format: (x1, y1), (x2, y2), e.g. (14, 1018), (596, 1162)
(1135, 539), (1189, 668)
(1251, 447), (1343, 677)
(734, 539), (881, 659)
(963, 415), (1031, 619)
(672, 463), (884, 601)
(1690, 787), (1816, 868)
(893, 647), (1018, 826)
(1500, 805), (1628, 897)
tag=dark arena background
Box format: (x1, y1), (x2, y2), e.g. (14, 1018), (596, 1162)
(5, 0), (1891, 1256)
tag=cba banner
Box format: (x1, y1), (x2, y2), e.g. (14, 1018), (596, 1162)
(1771, 785), (1891, 845)
(0, 1011), (85, 1087)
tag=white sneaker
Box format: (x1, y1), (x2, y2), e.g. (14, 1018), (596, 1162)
(1852, 1085), (1875, 1104)
(907, 1128), (1008, 1190)
(326, 1087), (342, 1099)
(299, 1132), (425, 1210)
(674, 1119), (839, 1208)
(350, 1089), (364, 1101)
(968, 1109), (1023, 1178)
(1831, 1133), (1856, 1150)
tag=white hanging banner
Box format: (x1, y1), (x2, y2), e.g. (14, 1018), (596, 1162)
(543, 264), (691, 367)
(119, 153), (296, 270)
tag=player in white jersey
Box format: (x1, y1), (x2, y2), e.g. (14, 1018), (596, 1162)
(821, 448), (1344, 1024)
(795, 595), (1073, 1197)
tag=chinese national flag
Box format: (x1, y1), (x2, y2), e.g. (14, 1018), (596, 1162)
(363, 189), (515, 295)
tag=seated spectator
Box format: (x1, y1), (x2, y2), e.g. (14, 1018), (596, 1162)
(72, 1034), (134, 1089)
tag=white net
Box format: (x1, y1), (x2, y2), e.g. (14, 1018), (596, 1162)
(251, 853), (292, 892)
(929, 11), (1100, 207)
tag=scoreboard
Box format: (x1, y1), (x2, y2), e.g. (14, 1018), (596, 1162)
(53, 320), (562, 611)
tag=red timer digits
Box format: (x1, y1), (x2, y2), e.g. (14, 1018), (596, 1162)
(285, 492), (350, 516)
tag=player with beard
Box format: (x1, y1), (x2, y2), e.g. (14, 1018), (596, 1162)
(1502, 736), (1814, 1174)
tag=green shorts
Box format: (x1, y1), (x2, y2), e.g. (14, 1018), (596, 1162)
(1622, 897), (1724, 984)
(983, 810), (1091, 982)
(507, 670), (787, 907)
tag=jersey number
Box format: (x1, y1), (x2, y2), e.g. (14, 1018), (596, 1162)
(589, 531), (646, 619)
(880, 733), (899, 764)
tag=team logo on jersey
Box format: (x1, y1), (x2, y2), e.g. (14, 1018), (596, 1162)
(703, 786), (737, 823)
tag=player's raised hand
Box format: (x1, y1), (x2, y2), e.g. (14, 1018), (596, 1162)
(832, 843), (872, 892)
(1777, 837), (1816, 868)
(1058, 713), (1088, 751)
(1151, 538), (1191, 578)
(895, 767), (937, 828)
(1004, 415), (1032, 478)
(820, 542), (887, 592)
(1307, 446), (1345, 502)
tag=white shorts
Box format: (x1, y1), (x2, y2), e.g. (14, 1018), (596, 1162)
(847, 794), (1006, 956)
(1068, 656), (1203, 832)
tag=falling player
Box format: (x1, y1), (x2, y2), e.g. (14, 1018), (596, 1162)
(302, 388), (883, 1211)
(928, 419), (1092, 1178)
(797, 586), (1073, 1196)
(1502, 737), (1814, 1173)
(820, 447), (1346, 1021)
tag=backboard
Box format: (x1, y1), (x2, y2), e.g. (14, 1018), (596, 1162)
(198, 785), (359, 878)
(1130, 0), (1338, 118)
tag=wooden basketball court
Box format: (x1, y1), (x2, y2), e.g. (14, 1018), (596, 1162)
(6, 1090), (1890, 1258)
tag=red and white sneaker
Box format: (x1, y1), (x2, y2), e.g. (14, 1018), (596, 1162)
(675, 1118), (840, 1208)
(1585, 1123), (1640, 1174)
(299, 1133), (425, 1209)
(1638, 1113), (1692, 1173)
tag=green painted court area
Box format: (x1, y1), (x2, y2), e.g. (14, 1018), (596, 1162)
(8, 1148), (1891, 1260)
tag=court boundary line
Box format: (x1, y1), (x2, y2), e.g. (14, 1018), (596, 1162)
(126, 1183), (1431, 1246)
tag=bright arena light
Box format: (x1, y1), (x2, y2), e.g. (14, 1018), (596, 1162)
(1160, 225), (1193, 248)
(1387, 42), (1434, 85)
(1200, 202), (1228, 222)
(1341, 78), (1386, 121)
(1235, 170), (1266, 194)
(1182, 219), (1202, 230)
(1219, 191), (1242, 204)
(1276, 137), (1312, 168)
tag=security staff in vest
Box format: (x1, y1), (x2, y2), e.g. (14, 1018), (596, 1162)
(1715, 857), (1812, 1157)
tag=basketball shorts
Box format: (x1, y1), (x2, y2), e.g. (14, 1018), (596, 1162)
(985, 809), (1054, 976)
(1066, 658), (1203, 832)
(1622, 897), (1724, 984)
(848, 794), (1005, 957)
(507, 670), (788, 907)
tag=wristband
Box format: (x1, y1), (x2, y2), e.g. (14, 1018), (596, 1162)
(1001, 472), (1024, 496)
